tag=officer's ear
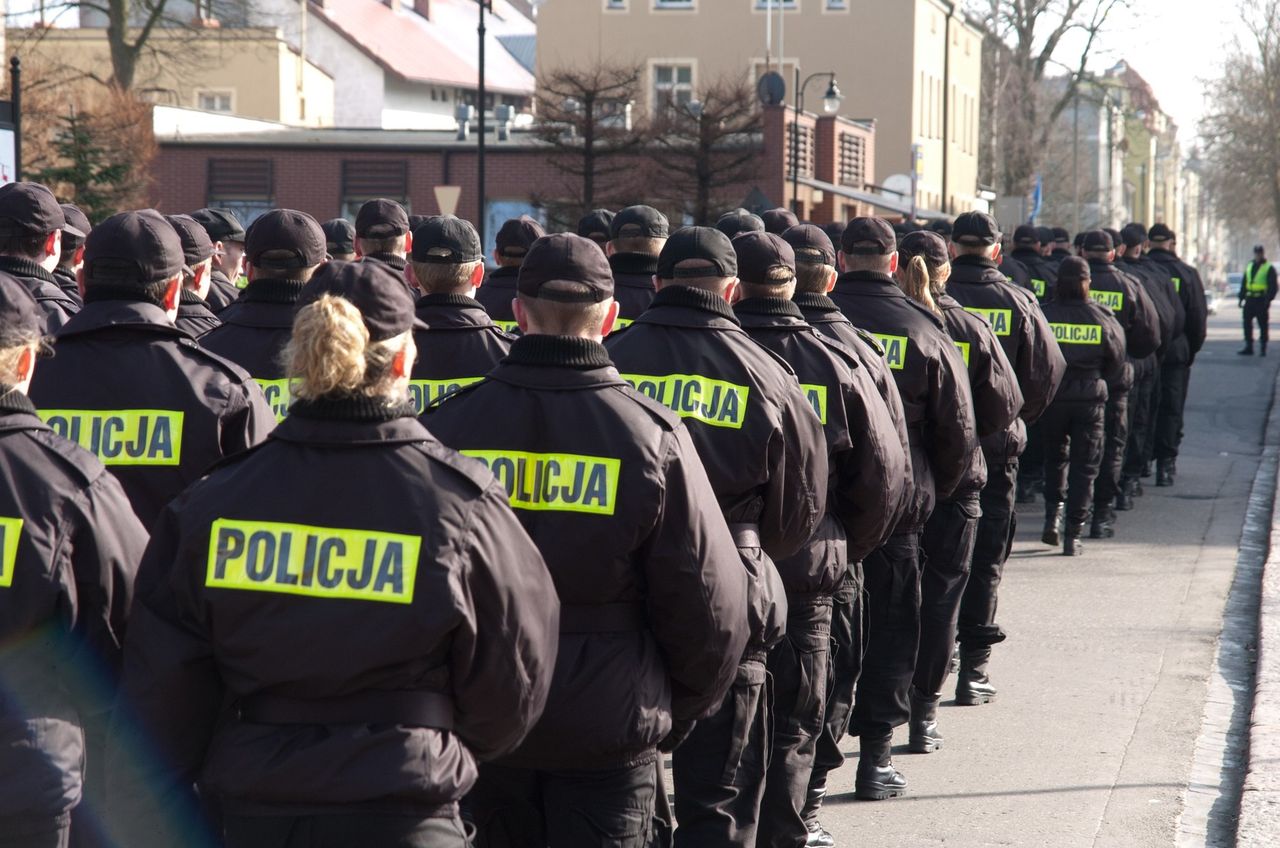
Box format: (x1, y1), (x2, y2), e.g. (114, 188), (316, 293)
(948, 242), (959, 260)
(888, 251), (900, 274)
(652, 274), (663, 291)
(513, 297), (528, 334)
(824, 265), (837, 293)
(405, 262), (420, 290)
(723, 277), (741, 304)
(245, 260), (257, 283)
(599, 299), (620, 338)
(16, 344), (36, 387)
(73, 245), (85, 268)
(192, 262), (207, 290)
(391, 341), (411, 380)
(837, 252), (846, 273)
(403, 231), (413, 258)
(44, 230), (60, 261)
(605, 242), (616, 257)
(162, 275), (181, 313)
(76, 266), (87, 299)
(470, 262), (485, 288)
(991, 243), (1002, 263)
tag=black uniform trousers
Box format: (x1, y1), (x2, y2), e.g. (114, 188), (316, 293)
(916, 492), (981, 695)
(958, 460), (1018, 651)
(469, 762), (656, 848)
(1020, 424), (1044, 489)
(1122, 367), (1158, 479)
(851, 530), (922, 744)
(1041, 401), (1107, 527)
(757, 600), (832, 848)
(0, 814), (69, 848)
(809, 568), (865, 785)
(1244, 299), (1270, 349)
(1091, 392), (1130, 511)
(672, 650), (771, 848)
(224, 813), (470, 848)
(1155, 359), (1189, 461)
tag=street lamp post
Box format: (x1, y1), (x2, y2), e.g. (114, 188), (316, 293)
(791, 70), (842, 216)
(477, 1), (489, 248)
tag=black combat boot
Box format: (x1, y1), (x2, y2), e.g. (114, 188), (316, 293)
(1156, 458), (1175, 487)
(908, 688), (943, 753)
(855, 735), (908, 800)
(1090, 504), (1116, 538)
(1142, 461), (1153, 479)
(1042, 503), (1064, 546)
(949, 642), (961, 675)
(955, 646), (997, 705)
(1016, 478), (1037, 504)
(1064, 523), (1086, 556)
(1239, 346), (1255, 355)
(800, 777), (834, 847)
(1115, 478), (1135, 511)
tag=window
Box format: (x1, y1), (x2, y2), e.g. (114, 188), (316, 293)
(207, 158), (273, 224)
(196, 89), (234, 113)
(653, 64), (694, 112)
(825, 0), (849, 9)
(654, 0), (694, 8)
(755, 0), (797, 8)
(340, 160), (410, 221)
(605, 0), (627, 9)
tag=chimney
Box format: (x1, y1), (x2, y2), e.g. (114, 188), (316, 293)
(414, 0), (431, 18)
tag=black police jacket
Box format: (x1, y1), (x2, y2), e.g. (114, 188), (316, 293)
(476, 265), (521, 333)
(1120, 257), (1180, 354)
(606, 285), (830, 649)
(1048, 248), (1074, 270)
(205, 269), (241, 312)
(999, 254), (1031, 294)
(1148, 248), (1208, 362)
(1040, 298), (1128, 404)
(28, 297), (276, 529)
(608, 252), (659, 328)
(1010, 248), (1058, 303)
(410, 294), (514, 414)
(175, 289), (221, 338)
(0, 257), (80, 333)
(0, 391), (146, 822)
(735, 297), (908, 569)
(425, 334), (748, 770)
(1086, 258), (1161, 383)
(53, 266), (84, 308)
(200, 279), (307, 422)
(106, 399), (558, 845)
(829, 271), (977, 530)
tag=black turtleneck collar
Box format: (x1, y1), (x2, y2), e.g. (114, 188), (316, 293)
(0, 388), (38, 417)
(609, 252), (659, 276)
(734, 296), (806, 319)
(289, 395), (417, 423)
(793, 291), (841, 313)
(952, 254), (999, 271)
(649, 284), (739, 323)
(179, 289), (208, 306)
(836, 269), (900, 289)
(487, 265), (520, 282)
(243, 278), (308, 304)
(83, 285), (166, 309)
(416, 292), (485, 310)
(0, 255), (56, 283)
(505, 334), (612, 369)
(364, 253), (408, 272)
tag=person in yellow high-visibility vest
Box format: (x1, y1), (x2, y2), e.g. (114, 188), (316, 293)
(1239, 244), (1279, 355)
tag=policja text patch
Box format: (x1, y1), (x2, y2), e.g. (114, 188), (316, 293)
(799, 384), (828, 425)
(1050, 323), (1103, 345)
(0, 517), (22, 588)
(462, 449), (621, 515)
(868, 334), (907, 370)
(621, 374), (749, 429)
(255, 379), (292, 423)
(1091, 290), (1124, 312)
(39, 410), (184, 466)
(409, 377), (484, 414)
(963, 307), (1013, 336)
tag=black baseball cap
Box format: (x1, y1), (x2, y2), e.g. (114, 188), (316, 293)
(299, 260), (415, 342)
(322, 218), (356, 255)
(1058, 256), (1091, 284)
(657, 226), (738, 279)
(898, 230), (950, 269)
(189, 207), (246, 243)
(577, 209), (615, 242)
(245, 209), (327, 270)
(1120, 223), (1148, 248)
(0, 271), (46, 348)
(517, 233), (615, 302)
(761, 207), (800, 235)
(953, 211), (999, 247)
(355, 198), (410, 238)
(83, 209), (185, 287)
(1255, 244), (1267, 254)
(412, 215), (483, 264)
(841, 216), (897, 255)
(1082, 229), (1114, 252)
(1148, 223), (1175, 243)
(1104, 228), (1124, 251)
(821, 221), (846, 246)
(0, 183), (79, 239)
(496, 216), (546, 257)
(407, 214), (429, 234)
(733, 231), (796, 285)
(715, 208), (766, 239)
(781, 224), (836, 267)
(1052, 227), (1071, 244)
(165, 214), (215, 266)
(1036, 226), (1055, 245)
(926, 219), (954, 240)
(1013, 224), (1041, 246)
(610, 205), (669, 240)
(60, 204), (91, 247)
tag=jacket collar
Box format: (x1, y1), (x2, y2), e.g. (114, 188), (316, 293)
(734, 296), (809, 328)
(178, 289), (216, 315)
(0, 255), (57, 284)
(833, 269), (903, 297)
(486, 265), (520, 285)
(609, 252), (659, 282)
(57, 298), (182, 339)
(363, 253), (408, 272)
(414, 293), (496, 329)
(950, 254), (1006, 283)
(489, 334), (623, 389)
(270, 396), (428, 447)
(636, 284), (740, 327)
(0, 388), (48, 435)
(792, 291), (846, 320)
(243, 278), (307, 304)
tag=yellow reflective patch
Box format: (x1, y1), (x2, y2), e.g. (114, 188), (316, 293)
(868, 334), (907, 370)
(255, 378), (292, 422)
(1050, 323), (1102, 345)
(610, 317), (634, 334)
(800, 384), (828, 425)
(954, 340), (971, 366)
(964, 306), (1013, 336)
(1091, 289), (1124, 312)
(409, 377), (484, 414)
(494, 320), (519, 333)
(206, 519), (420, 604)
(1171, 276), (1182, 293)
(621, 374), (749, 429)
(462, 450), (621, 515)
(1031, 278), (1047, 298)
(0, 517), (22, 588)
(39, 410), (184, 466)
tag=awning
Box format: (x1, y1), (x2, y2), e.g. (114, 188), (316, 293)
(800, 177), (948, 220)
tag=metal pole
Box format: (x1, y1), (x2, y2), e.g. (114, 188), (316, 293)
(1071, 92), (1080, 234)
(11, 57), (21, 182)
(477, 1), (487, 248)
(792, 67), (801, 214)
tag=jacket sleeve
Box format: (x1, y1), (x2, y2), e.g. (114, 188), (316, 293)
(642, 426), (750, 721)
(1269, 266), (1278, 301)
(106, 505), (224, 848)
(451, 483), (560, 761)
(828, 363), (909, 561)
(1125, 282), (1162, 360)
(850, 339), (913, 528)
(971, 329), (1024, 439)
(1102, 314), (1129, 388)
(1013, 303), (1064, 424)
(925, 340), (978, 500)
(1183, 265), (1208, 355)
(219, 381), (277, 457)
(758, 386), (828, 562)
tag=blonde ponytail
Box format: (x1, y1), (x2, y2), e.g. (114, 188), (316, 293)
(286, 294), (413, 401)
(899, 255), (941, 316)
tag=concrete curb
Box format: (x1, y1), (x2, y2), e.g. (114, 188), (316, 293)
(1237, 366), (1280, 845)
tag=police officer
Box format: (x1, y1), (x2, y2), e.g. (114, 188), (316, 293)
(829, 216), (976, 799)
(28, 210), (275, 528)
(55, 203), (91, 306)
(576, 208), (615, 249)
(405, 215), (513, 414)
(714, 208), (766, 239)
(1239, 244), (1278, 355)
(894, 229), (1022, 752)
(105, 260), (559, 848)
(166, 214), (222, 337)
(0, 277), (147, 848)
(354, 199), (412, 282)
(1147, 224), (1208, 486)
(944, 211), (1064, 706)
(189, 207), (248, 310)
(605, 205), (667, 328)
(479, 216), (546, 333)
(762, 207), (800, 235)
(1009, 224), (1057, 303)
(0, 183), (83, 331)
(1039, 258), (1128, 554)
(321, 217), (357, 262)
(1082, 230), (1160, 534)
(201, 209), (328, 423)
(426, 233), (749, 848)
(779, 223), (913, 843)
(732, 231), (907, 847)
(606, 226), (827, 847)
(1047, 227), (1074, 270)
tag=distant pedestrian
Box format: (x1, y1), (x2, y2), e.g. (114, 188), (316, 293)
(1239, 244), (1278, 356)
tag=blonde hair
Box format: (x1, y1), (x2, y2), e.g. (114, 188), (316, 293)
(897, 254), (944, 316)
(0, 326), (42, 390)
(285, 294), (414, 401)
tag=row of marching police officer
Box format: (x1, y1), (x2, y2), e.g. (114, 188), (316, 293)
(0, 177), (1201, 848)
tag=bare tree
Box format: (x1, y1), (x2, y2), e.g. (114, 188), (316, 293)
(648, 78), (764, 226)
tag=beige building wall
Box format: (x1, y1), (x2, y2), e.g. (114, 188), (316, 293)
(536, 0), (982, 216)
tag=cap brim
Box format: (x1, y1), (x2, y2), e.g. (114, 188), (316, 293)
(62, 224), (86, 239)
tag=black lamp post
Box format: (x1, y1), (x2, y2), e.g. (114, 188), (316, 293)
(791, 70), (842, 214)
(477, 1), (490, 248)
